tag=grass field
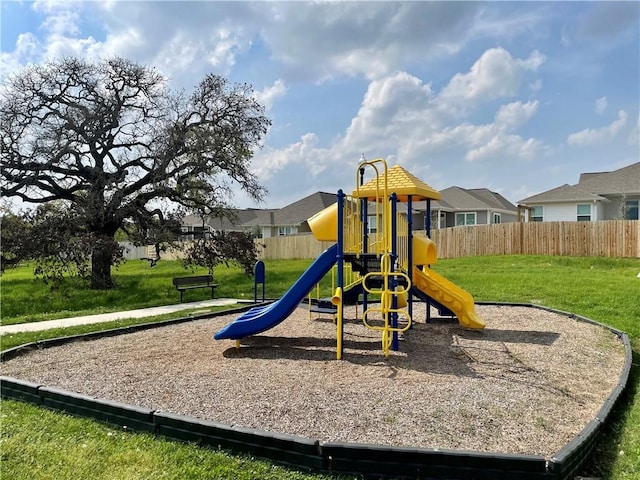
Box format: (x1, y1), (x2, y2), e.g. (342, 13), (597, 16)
(1, 255), (639, 479)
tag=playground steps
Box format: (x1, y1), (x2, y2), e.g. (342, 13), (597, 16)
(344, 253), (381, 276)
(345, 254), (454, 317)
(305, 298), (337, 315)
(343, 254), (409, 290)
(305, 284), (363, 315)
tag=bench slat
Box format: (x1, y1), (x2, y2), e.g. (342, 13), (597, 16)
(172, 275), (213, 287)
(172, 275), (218, 302)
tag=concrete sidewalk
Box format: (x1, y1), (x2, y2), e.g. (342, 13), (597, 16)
(0, 298), (243, 335)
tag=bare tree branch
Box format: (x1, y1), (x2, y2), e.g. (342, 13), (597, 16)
(1, 57), (270, 288)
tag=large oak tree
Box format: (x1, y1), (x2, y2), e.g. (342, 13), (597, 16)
(1, 57), (269, 288)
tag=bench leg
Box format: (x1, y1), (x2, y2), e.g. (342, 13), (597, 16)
(180, 291), (184, 302)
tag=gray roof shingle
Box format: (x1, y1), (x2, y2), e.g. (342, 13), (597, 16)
(399, 187), (516, 213)
(432, 186), (516, 212)
(577, 162), (640, 194)
(272, 192), (336, 226)
(519, 162), (639, 204)
(518, 184), (606, 203)
(184, 192), (337, 230)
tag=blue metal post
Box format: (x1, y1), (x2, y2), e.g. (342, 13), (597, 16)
(390, 193), (399, 351)
(362, 198), (369, 312)
(337, 190), (345, 359)
(407, 195), (413, 326)
(426, 198), (432, 323)
(254, 260), (265, 303)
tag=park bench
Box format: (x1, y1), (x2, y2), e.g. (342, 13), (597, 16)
(172, 275), (218, 302)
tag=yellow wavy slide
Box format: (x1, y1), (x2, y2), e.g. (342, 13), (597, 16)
(411, 266), (485, 329)
(411, 235), (484, 329)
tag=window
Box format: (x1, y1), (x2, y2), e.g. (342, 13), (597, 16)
(625, 200), (639, 220)
(278, 226), (293, 236)
(192, 226), (210, 237)
(455, 212), (476, 226)
(367, 215), (378, 234)
(493, 213), (501, 224)
(439, 212), (446, 229)
(179, 225), (211, 240)
(531, 206), (543, 222)
(577, 204), (591, 221)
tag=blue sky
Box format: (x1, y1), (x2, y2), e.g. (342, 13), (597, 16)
(1, 1), (639, 209)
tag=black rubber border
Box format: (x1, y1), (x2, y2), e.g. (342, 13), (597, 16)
(1, 302), (632, 479)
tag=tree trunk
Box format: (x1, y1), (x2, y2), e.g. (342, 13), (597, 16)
(91, 239), (115, 289)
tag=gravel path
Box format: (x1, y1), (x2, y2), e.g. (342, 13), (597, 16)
(0, 304), (625, 459)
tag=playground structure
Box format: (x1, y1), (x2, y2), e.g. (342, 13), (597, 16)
(214, 158), (485, 358)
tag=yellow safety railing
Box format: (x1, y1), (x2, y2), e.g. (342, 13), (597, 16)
(352, 158), (390, 256)
(342, 195), (363, 254)
(396, 212), (410, 271)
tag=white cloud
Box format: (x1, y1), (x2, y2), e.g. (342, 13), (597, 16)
(595, 96), (608, 115)
(152, 32), (201, 72)
(252, 133), (326, 180)
(567, 110), (628, 146)
(495, 101), (539, 131)
(438, 48), (546, 104)
(42, 34), (100, 62)
(206, 28), (246, 71)
(340, 72), (438, 159)
(253, 80), (287, 112)
(103, 3), (258, 81)
(465, 134), (540, 162)
(262, 2), (479, 81)
(255, 65), (544, 184)
(429, 122), (542, 163)
(347, 72), (435, 132)
(0, 33), (41, 78)
(97, 27), (145, 60)
(40, 9), (80, 37)
(32, 0), (81, 14)
(0, 2), (481, 86)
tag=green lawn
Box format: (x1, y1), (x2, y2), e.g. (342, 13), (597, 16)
(0, 259), (307, 325)
(1, 255), (639, 479)
(1, 400), (344, 480)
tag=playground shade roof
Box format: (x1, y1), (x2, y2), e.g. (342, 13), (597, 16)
(353, 165), (442, 202)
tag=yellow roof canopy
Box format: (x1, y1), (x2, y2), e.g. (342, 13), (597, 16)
(353, 165), (441, 202)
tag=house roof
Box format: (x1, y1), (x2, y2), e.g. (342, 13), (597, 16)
(519, 162), (639, 204)
(183, 191), (337, 230)
(400, 186), (516, 213)
(577, 162), (640, 195)
(431, 186), (516, 212)
(518, 184), (606, 204)
(353, 165), (441, 201)
(272, 191), (336, 226)
(183, 209), (275, 231)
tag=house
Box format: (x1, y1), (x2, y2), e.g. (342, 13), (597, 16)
(181, 179), (518, 238)
(267, 191), (337, 237)
(180, 192), (337, 239)
(405, 187), (518, 229)
(517, 162), (640, 222)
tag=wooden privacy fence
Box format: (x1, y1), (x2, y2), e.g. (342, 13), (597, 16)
(256, 220), (639, 260)
(431, 220), (639, 259)
(255, 235), (335, 260)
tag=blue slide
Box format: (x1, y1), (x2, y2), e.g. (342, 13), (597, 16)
(214, 244), (338, 340)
